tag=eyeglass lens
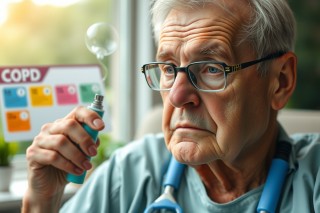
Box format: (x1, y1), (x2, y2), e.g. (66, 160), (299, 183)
(144, 63), (226, 91)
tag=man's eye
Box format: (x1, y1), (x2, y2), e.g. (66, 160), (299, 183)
(163, 65), (175, 74)
(207, 66), (222, 74)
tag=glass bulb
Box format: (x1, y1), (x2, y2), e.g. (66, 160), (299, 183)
(85, 22), (118, 60)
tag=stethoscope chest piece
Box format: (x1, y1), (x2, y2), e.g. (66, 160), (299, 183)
(144, 157), (186, 213)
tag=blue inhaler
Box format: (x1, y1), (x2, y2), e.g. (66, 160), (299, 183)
(66, 94), (105, 184)
(257, 141), (292, 213)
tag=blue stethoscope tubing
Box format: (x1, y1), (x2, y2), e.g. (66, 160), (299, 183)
(144, 157), (186, 213)
(257, 141), (292, 213)
(144, 141), (291, 213)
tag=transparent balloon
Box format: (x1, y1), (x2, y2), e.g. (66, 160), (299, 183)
(85, 22), (119, 80)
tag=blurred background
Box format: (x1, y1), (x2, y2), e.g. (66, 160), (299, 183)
(0, 0), (319, 211)
(0, 0), (110, 65)
(0, 0), (117, 154)
(289, 0), (320, 110)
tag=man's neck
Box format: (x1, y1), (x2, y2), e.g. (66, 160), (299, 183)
(194, 124), (279, 203)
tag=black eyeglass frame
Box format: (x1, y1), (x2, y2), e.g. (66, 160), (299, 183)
(141, 51), (286, 92)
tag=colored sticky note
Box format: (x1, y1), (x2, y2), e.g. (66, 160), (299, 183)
(29, 86), (53, 107)
(79, 83), (101, 103)
(6, 110), (31, 132)
(2, 87), (28, 108)
(55, 84), (78, 105)
(0, 65), (106, 142)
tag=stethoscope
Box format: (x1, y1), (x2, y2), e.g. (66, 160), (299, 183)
(144, 141), (292, 213)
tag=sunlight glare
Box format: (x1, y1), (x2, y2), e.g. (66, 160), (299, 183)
(0, 4), (8, 25)
(32, 0), (83, 7)
(0, 0), (24, 25)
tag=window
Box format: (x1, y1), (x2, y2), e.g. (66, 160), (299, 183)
(0, 0), (116, 153)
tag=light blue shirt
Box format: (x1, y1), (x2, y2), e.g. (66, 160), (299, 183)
(61, 126), (320, 212)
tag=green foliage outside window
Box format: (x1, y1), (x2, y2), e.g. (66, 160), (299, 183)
(288, 0), (320, 109)
(0, 130), (19, 166)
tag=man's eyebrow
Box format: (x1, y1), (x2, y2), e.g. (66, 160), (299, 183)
(156, 44), (232, 62)
(200, 48), (219, 56)
(156, 51), (170, 61)
(199, 46), (232, 62)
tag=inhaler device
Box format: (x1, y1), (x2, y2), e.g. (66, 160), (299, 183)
(66, 94), (105, 184)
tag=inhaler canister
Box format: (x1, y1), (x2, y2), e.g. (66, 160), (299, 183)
(66, 94), (105, 184)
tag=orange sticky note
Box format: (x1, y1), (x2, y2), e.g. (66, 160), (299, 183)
(6, 110), (31, 132)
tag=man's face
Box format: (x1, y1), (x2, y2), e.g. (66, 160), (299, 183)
(158, 2), (277, 165)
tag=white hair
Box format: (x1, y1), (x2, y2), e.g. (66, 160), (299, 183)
(150, 0), (296, 68)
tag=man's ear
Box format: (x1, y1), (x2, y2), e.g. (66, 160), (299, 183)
(271, 52), (297, 110)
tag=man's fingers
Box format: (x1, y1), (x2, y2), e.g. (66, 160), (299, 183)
(41, 119), (97, 157)
(65, 106), (105, 131)
(27, 144), (84, 175)
(33, 133), (93, 172)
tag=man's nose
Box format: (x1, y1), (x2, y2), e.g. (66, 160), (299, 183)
(175, 67), (197, 88)
(168, 71), (200, 108)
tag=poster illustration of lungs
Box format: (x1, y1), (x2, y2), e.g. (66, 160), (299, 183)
(0, 65), (108, 142)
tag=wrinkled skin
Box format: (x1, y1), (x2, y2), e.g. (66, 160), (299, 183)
(23, 106), (104, 212)
(159, 2), (296, 202)
(22, 0), (296, 211)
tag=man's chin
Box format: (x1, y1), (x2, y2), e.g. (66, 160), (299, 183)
(170, 140), (201, 163)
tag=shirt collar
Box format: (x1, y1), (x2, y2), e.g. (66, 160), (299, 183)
(277, 122), (297, 172)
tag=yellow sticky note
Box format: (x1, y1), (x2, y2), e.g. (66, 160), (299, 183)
(29, 86), (53, 107)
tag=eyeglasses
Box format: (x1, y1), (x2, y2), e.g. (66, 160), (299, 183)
(141, 51), (286, 92)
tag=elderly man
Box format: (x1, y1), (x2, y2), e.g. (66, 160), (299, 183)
(22, 0), (320, 212)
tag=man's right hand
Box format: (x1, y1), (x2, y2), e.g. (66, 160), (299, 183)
(22, 106), (105, 212)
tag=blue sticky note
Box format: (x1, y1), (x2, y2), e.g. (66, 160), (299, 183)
(3, 87), (28, 108)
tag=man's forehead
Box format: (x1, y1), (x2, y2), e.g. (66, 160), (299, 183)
(162, 0), (250, 27)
